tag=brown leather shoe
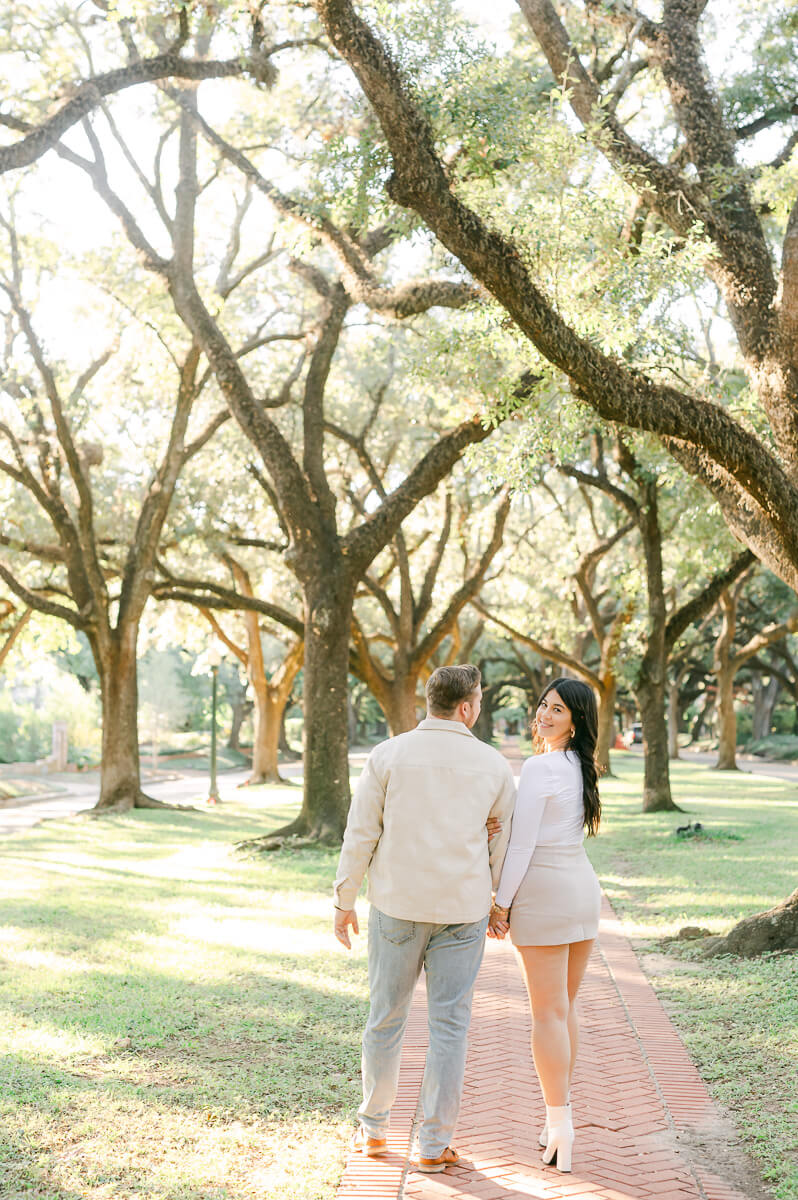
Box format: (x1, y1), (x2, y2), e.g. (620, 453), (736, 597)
(352, 1126), (388, 1157)
(417, 1146), (460, 1173)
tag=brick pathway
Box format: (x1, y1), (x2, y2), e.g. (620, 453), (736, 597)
(336, 895), (755, 1200)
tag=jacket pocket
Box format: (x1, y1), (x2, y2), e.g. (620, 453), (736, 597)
(377, 912), (416, 945)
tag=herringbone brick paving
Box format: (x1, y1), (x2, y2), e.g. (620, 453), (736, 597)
(335, 894), (756, 1200)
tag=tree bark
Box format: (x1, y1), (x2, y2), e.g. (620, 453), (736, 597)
(596, 674), (618, 775)
(713, 589), (739, 769)
(382, 675), (421, 736)
(249, 643), (303, 784)
(690, 691), (716, 743)
(0, 606), (31, 670)
(668, 675), (683, 759)
(299, 572), (354, 838)
(227, 696), (251, 751)
(712, 584), (797, 767)
(269, 569), (355, 840)
(472, 693), (496, 745)
(636, 672), (679, 811)
(279, 706), (301, 759)
(635, 487), (681, 811)
(751, 673), (781, 741)
(91, 623), (159, 812)
(251, 684), (284, 783)
(714, 663), (739, 770)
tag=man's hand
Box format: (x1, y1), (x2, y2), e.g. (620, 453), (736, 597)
(334, 907), (359, 949)
(486, 816), (503, 841)
(487, 904), (509, 940)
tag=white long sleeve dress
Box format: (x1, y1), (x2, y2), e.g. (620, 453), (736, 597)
(494, 750), (601, 946)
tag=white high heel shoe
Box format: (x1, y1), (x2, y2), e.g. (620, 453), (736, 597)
(541, 1104), (574, 1173)
(538, 1097), (571, 1147)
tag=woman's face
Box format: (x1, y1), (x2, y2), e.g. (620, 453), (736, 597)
(536, 689), (573, 750)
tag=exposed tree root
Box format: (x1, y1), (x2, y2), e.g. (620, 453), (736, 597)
(642, 797), (685, 813)
(237, 771), (295, 787)
(700, 887), (798, 957)
(235, 813), (342, 854)
(91, 790), (197, 815)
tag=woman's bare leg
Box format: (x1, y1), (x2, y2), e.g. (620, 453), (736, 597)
(565, 939), (594, 1087)
(516, 944), (570, 1105)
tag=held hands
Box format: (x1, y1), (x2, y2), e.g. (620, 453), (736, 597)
(487, 904), (510, 940)
(486, 816), (502, 842)
(334, 907), (359, 949)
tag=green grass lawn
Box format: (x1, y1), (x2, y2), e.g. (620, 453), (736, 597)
(0, 755), (795, 1200)
(588, 752), (798, 1200)
(0, 786), (365, 1200)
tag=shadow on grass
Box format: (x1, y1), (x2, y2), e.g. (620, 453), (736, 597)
(1, 957), (368, 1117)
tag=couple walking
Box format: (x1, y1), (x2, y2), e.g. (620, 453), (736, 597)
(333, 664), (601, 1175)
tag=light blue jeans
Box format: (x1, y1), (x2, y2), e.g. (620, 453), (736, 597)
(358, 906), (489, 1157)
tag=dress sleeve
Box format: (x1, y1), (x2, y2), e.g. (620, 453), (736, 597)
(494, 757), (550, 909)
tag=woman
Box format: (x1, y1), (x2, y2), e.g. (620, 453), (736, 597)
(488, 677), (601, 1174)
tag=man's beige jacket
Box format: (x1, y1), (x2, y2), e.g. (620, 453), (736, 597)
(333, 717), (517, 923)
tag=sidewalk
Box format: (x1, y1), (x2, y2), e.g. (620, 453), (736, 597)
(336, 895), (766, 1200)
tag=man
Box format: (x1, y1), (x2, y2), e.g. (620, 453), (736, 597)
(333, 664), (516, 1173)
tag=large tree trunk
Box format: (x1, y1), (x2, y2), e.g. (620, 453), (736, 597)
(701, 887), (798, 957)
(668, 679), (682, 759)
(636, 488), (681, 812)
(91, 624), (161, 812)
(690, 690), (715, 742)
(299, 574), (354, 837)
(636, 672), (680, 811)
(472, 684), (499, 745)
(250, 680), (284, 784)
(751, 673), (781, 741)
(383, 674), (421, 736)
(225, 665), (250, 750)
(248, 653), (302, 783)
(227, 696), (251, 751)
(714, 662), (739, 770)
(269, 570), (354, 841)
(713, 589), (739, 770)
(595, 676), (617, 777)
(279, 707), (301, 760)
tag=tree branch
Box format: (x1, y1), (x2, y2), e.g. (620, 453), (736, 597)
(413, 490), (511, 668)
(171, 96), (481, 316)
(0, 604), (31, 669)
(0, 48), (280, 176)
(414, 490), (453, 632)
(311, 0), (798, 551)
(0, 563), (83, 628)
(473, 598), (602, 691)
(151, 577), (303, 637)
(665, 549), (757, 653)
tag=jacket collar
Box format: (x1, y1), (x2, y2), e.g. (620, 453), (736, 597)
(415, 716), (475, 737)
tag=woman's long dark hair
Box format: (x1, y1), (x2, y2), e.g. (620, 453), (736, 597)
(532, 677), (601, 836)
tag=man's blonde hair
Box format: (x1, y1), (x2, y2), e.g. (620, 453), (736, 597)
(425, 664), (481, 716)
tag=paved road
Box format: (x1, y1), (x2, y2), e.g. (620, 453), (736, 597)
(0, 765), (266, 838)
(628, 744), (798, 782)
